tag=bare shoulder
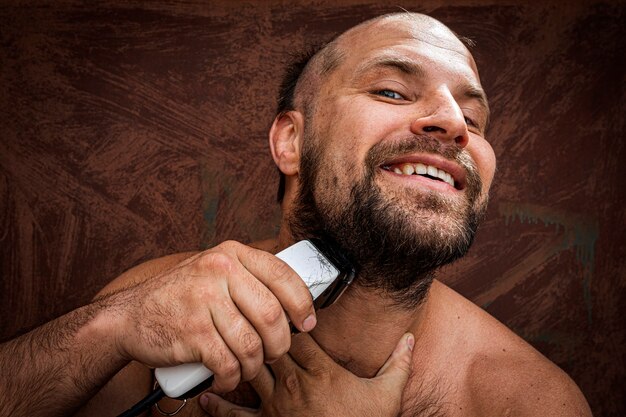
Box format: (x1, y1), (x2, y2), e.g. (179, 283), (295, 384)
(431, 282), (592, 417)
(469, 355), (591, 416)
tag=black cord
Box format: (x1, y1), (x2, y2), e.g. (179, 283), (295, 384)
(116, 387), (165, 417)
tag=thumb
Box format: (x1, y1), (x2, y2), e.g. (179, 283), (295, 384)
(374, 332), (414, 390)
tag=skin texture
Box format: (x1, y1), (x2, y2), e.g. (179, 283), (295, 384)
(0, 241), (318, 416)
(77, 13), (590, 417)
(201, 14), (589, 417)
(284, 14), (491, 308)
(0, 12), (592, 417)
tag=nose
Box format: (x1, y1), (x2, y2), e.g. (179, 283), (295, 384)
(410, 88), (470, 148)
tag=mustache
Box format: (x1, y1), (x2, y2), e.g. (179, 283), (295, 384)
(365, 134), (474, 172)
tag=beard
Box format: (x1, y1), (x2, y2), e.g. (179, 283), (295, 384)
(288, 129), (488, 309)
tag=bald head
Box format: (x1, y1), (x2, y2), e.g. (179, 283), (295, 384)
(278, 13), (472, 117)
(275, 12), (478, 202)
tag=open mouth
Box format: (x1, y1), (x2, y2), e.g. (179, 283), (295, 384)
(381, 162), (460, 189)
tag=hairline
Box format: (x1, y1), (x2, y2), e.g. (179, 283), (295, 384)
(289, 13), (478, 115)
(275, 12), (481, 202)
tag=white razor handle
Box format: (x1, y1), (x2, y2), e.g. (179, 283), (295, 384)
(154, 240), (347, 399)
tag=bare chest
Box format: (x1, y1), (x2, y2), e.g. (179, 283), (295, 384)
(399, 370), (476, 417)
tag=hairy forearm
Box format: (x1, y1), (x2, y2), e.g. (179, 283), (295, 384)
(0, 294), (130, 417)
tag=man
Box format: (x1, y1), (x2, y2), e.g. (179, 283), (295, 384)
(0, 12), (591, 417)
(87, 11), (591, 417)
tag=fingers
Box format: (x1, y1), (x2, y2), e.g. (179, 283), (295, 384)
(189, 249), (271, 389)
(209, 295), (264, 387)
(123, 240), (318, 396)
(249, 364), (276, 400)
(256, 332), (331, 401)
(374, 333), (414, 390)
(199, 392), (260, 417)
(286, 332), (335, 374)
(196, 324), (241, 393)
(190, 240), (318, 389)
(224, 266), (292, 364)
(230, 242), (317, 333)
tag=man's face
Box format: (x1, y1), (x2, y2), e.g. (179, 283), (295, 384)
(288, 17), (496, 305)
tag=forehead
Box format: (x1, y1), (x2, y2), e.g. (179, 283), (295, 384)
(332, 17), (481, 85)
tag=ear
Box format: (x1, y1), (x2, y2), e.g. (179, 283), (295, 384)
(269, 111), (304, 176)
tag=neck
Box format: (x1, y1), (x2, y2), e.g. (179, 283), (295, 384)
(311, 283), (432, 377)
(272, 230), (432, 377)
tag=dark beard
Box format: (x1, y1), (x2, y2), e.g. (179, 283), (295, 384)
(288, 133), (487, 309)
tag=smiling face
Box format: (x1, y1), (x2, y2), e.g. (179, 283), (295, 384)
(281, 14), (496, 306)
(310, 15), (494, 219)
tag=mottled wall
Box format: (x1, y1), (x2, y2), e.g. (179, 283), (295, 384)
(0, 1), (623, 415)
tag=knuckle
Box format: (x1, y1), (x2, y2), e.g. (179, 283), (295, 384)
(281, 372), (301, 396)
(259, 301), (285, 327)
(198, 251), (234, 273)
(219, 239), (241, 252)
(239, 331), (263, 359)
(219, 357), (240, 380)
(270, 259), (293, 283)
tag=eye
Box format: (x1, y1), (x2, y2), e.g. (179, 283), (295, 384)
(373, 89), (405, 100)
(464, 116), (478, 128)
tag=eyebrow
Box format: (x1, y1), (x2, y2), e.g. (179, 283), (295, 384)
(353, 55), (426, 79)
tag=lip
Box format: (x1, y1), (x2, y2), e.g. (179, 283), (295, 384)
(379, 166), (460, 194)
(379, 153), (467, 190)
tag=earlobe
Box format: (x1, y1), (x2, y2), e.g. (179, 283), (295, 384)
(269, 111), (304, 176)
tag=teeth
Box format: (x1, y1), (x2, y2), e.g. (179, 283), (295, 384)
(401, 164), (414, 175)
(389, 162), (455, 187)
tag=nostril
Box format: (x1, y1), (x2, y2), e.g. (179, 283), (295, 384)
(423, 125), (445, 133)
(454, 135), (468, 147)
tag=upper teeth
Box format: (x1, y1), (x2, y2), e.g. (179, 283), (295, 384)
(390, 163), (455, 187)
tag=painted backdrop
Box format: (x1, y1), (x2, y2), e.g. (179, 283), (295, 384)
(1, 1), (623, 415)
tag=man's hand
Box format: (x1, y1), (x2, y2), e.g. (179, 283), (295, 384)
(199, 332), (415, 417)
(114, 240), (317, 393)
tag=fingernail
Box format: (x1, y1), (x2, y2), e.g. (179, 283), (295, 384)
(200, 393), (210, 407)
(302, 314), (317, 332)
(406, 334), (415, 351)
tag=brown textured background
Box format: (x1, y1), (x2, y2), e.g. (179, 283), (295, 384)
(1, 1), (624, 415)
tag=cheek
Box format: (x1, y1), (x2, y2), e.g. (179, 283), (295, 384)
(316, 97), (405, 164)
(313, 102), (365, 176)
(470, 138), (496, 191)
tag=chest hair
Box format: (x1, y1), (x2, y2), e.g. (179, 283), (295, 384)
(400, 372), (448, 417)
